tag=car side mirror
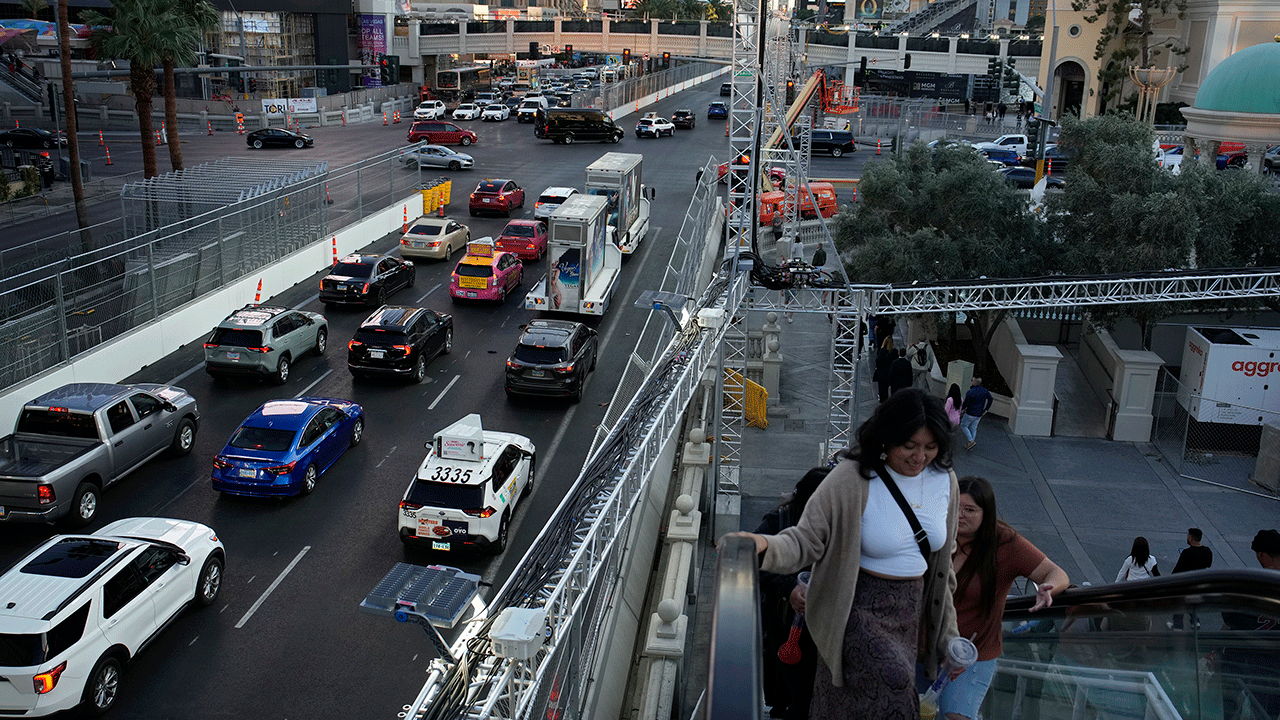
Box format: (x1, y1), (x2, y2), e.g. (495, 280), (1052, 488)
(177, 554), (191, 566)
(163, 401), (178, 413)
(645, 186), (657, 200)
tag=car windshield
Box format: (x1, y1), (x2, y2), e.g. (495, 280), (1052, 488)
(514, 344), (567, 364)
(355, 329), (409, 345)
(406, 479), (485, 509)
(228, 425), (296, 452)
(331, 262), (374, 279)
(504, 224), (535, 237)
(408, 224), (442, 236)
(455, 264), (494, 278)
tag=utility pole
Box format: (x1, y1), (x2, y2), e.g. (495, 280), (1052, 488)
(227, 0), (249, 96)
(1035, 0), (1059, 183)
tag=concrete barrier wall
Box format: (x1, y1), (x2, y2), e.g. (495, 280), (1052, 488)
(0, 193), (418, 428)
(609, 66), (728, 122)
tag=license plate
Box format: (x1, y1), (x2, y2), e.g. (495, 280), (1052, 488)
(529, 369), (546, 378)
(482, 198), (491, 203)
(227, 352), (240, 361)
(238, 468), (256, 478)
(369, 349), (385, 359)
(412, 241), (425, 248)
(466, 291), (477, 298)
(431, 541), (451, 551)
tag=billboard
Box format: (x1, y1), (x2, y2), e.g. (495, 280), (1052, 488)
(359, 15), (386, 88)
(865, 69), (968, 99)
(854, 0), (883, 20)
(548, 246), (581, 311)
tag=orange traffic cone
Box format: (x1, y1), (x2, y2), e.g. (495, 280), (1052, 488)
(98, 130), (104, 146)
(104, 145), (112, 165)
(403, 205), (408, 233)
(383, 112), (388, 126)
(156, 130), (162, 146)
(253, 279), (262, 303)
(437, 201), (445, 218)
(331, 236), (338, 265)
(876, 140), (881, 155)
(207, 121), (213, 136)
(324, 182), (333, 205)
(1046, 158), (1052, 175)
(341, 112), (346, 127)
(725, 121), (729, 137)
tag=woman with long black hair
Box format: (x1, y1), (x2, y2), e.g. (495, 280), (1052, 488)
(1116, 536), (1159, 582)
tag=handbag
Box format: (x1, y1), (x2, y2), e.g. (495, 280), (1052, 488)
(873, 460), (931, 560)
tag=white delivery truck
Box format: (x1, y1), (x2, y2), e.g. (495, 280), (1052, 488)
(525, 194), (619, 316)
(1178, 326), (1280, 425)
(584, 152), (653, 255)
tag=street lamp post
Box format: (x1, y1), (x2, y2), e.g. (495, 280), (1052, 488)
(1129, 66), (1175, 126)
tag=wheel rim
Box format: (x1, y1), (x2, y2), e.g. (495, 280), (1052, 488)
(79, 490), (96, 521)
(202, 562), (222, 601)
(415, 356), (425, 380)
(316, 330), (326, 353)
(93, 664), (119, 710)
(304, 466), (317, 492)
(278, 358), (289, 382)
(179, 424), (194, 451)
(253, 140), (262, 148)
(445, 331), (452, 353)
(352, 419), (363, 444)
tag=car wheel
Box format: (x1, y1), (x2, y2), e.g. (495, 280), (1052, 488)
(469, 209), (477, 217)
(448, 160), (461, 170)
(523, 453), (535, 497)
(170, 418), (196, 456)
(299, 464), (318, 495)
(350, 417), (364, 446)
(563, 132), (575, 145)
(831, 147), (843, 158)
(252, 139), (263, 149)
(70, 481), (99, 527)
(492, 513), (510, 555)
(83, 655), (122, 717)
(443, 329), (453, 354)
(295, 139), (305, 149)
(412, 354), (427, 383)
(407, 268), (416, 288)
(376, 287), (387, 306)
(571, 381), (583, 404)
(273, 355), (290, 385)
(314, 327), (328, 356)
(460, 136), (473, 146)
(589, 346), (597, 371)
(196, 555), (223, 607)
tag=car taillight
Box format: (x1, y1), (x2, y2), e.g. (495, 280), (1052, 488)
(246, 346), (271, 353)
(212, 457), (232, 470)
(506, 359), (520, 369)
(394, 345), (411, 354)
(203, 342), (218, 349)
(399, 500), (422, 511)
(263, 462), (296, 476)
(37, 485), (54, 505)
(348, 340), (363, 350)
(554, 364), (575, 374)
(33, 661), (66, 694)
(463, 506), (497, 518)
(400, 238), (410, 245)
(361, 283), (370, 294)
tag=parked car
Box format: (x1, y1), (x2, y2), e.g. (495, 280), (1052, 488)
(469, 178), (525, 217)
(0, 383), (199, 527)
(481, 104), (511, 121)
(495, 219), (549, 261)
(972, 133), (1030, 157)
(414, 100), (447, 120)
(671, 109), (696, 129)
(534, 186), (578, 220)
(635, 115), (676, 138)
(204, 305), (328, 384)
(998, 166), (1066, 189)
(809, 129), (855, 157)
(707, 101), (728, 119)
(452, 103), (482, 120)
(504, 319), (599, 402)
(319, 253), (416, 307)
(397, 414), (534, 553)
(211, 397), (364, 497)
(1265, 145), (1280, 173)
(450, 238), (523, 302)
(348, 306), (453, 383)
(245, 128), (313, 149)
(401, 217), (469, 260)
(0, 126), (65, 149)
(398, 143), (474, 170)
(0, 517), (224, 717)
(406, 121), (477, 146)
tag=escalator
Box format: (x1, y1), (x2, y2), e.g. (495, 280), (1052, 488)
(706, 538), (1280, 720)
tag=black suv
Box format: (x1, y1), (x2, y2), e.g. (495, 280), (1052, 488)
(348, 306), (453, 383)
(810, 129), (856, 158)
(534, 108), (624, 144)
(320, 253), (416, 307)
(720, 82), (731, 96)
(671, 109), (696, 129)
(505, 320), (598, 402)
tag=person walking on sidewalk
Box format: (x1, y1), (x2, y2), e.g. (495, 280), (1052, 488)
(874, 337), (896, 403)
(959, 377), (992, 450)
(889, 348), (913, 396)
(1169, 528), (1212, 629)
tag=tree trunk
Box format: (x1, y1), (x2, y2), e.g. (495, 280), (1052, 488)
(162, 58), (183, 171)
(57, 0), (90, 252)
(131, 63), (157, 179)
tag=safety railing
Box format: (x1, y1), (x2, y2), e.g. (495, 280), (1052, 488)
(705, 535), (764, 720)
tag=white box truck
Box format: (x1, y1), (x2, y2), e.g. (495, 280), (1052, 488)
(584, 152), (653, 255)
(524, 194), (619, 316)
(1178, 326), (1280, 425)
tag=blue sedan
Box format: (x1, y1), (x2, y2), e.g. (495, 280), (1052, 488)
(212, 397), (365, 497)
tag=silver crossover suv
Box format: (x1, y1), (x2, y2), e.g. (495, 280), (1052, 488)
(203, 305), (328, 384)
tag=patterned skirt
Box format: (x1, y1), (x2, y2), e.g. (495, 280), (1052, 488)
(809, 572), (923, 720)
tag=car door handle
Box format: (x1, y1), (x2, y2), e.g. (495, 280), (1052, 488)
(144, 423), (153, 430)
(114, 440), (124, 447)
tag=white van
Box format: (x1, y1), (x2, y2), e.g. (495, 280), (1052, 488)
(601, 69), (617, 83)
(517, 95), (549, 123)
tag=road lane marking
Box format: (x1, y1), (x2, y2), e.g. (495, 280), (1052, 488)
(376, 446), (398, 468)
(294, 368), (334, 398)
(416, 283), (441, 303)
(428, 375), (460, 410)
(235, 546), (310, 629)
(189, 637), (199, 646)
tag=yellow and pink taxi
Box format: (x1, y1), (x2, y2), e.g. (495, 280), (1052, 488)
(450, 238), (524, 302)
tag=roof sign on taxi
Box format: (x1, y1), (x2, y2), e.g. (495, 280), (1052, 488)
(466, 237), (496, 258)
(434, 413), (485, 461)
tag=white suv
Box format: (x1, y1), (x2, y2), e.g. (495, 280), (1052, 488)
(398, 414), (534, 554)
(0, 518), (225, 716)
(414, 100), (446, 120)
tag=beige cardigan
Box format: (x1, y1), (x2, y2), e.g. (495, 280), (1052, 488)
(761, 458), (960, 687)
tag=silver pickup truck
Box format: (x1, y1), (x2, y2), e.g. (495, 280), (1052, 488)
(0, 382), (200, 526)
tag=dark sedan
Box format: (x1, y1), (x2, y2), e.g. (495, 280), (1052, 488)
(319, 253), (416, 307)
(246, 127), (314, 149)
(505, 319), (598, 403)
(0, 127), (66, 149)
(998, 166), (1065, 190)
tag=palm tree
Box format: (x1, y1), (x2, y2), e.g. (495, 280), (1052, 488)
(57, 0), (90, 251)
(156, 0), (218, 172)
(20, 0), (48, 20)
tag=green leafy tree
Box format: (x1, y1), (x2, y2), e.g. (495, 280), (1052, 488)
(1070, 0), (1188, 107)
(157, 0), (219, 172)
(628, 0), (675, 20)
(20, 0), (48, 20)
(834, 144), (1052, 374)
(1024, 15), (1045, 32)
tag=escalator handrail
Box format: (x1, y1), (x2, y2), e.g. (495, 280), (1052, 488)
(1003, 568), (1280, 619)
(707, 535), (764, 720)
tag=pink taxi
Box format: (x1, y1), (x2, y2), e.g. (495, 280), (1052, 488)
(450, 238), (524, 302)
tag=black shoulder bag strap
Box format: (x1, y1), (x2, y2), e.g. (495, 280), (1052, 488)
(874, 461), (931, 560)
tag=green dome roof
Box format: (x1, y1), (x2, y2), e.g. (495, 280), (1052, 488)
(1193, 40), (1280, 114)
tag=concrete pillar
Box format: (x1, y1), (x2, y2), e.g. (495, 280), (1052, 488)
(762, 311), (782, 404)
(1110, 349), (1164, 442)
(947, 358), (974, 395)
(1008, 344), (1062, 436)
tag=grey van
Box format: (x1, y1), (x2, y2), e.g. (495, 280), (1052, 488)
(533, 108), (624, 144)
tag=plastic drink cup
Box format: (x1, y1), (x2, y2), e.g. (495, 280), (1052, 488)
(797, 570), (811, 589)
(944, 636), (979, 675)
(919, 694), (939, 720)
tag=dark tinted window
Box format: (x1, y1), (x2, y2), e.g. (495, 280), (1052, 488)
(406, 480), (485, 509)
(407, 224), (443, 236)
(209, 327), (265, 347)
(454, 264), (494, 278)
(15, 408), (98, 439)
(331, 261), (374, 279)
(514, 344), (567, 364)
(476, 181), (502, 193)
(132, 546), (178, 585)
(21, 538), (121, 578)
(504, 224), (536, 237)
(0, 633), (42, 666)
(228, 426), (296, 452)
(102, 565), (146, 619)
(130, 393), (163, 419)
(355, 329), (409, 345)
(105, 402), (135, 434)
(45, 602), (90, 659)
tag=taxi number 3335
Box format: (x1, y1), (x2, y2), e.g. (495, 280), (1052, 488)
(431, 466), (474, 482)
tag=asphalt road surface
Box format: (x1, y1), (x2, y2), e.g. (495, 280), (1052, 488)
(0, 85), (867, 719)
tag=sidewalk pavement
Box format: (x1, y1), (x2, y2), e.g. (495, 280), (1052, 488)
(737, 308), (1279, 585)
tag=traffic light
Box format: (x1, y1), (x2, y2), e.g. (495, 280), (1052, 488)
(903, 53), (911, 70)
(785, 79), (795, 103)
(530, 41), (539, 60)
(662, 51), (670, 67)
(387, 54), (400, 84)
(623, 48), (630, 64)
(987, 57), (999, 77)
(1003, 58), (1019, 92)
(377, 53), (390, 85)
(1025, 114), (1040, 154)
(228, 58), (241, 88)
(565, 44), (573, 58)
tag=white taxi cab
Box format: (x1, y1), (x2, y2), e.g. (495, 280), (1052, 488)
(397, 414), (535, 554)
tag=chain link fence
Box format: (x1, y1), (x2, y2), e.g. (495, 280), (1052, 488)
(1151, 367), (1277, 496)
(0, 146), (430, 394)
